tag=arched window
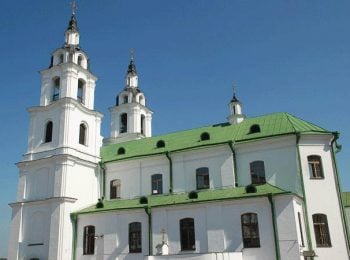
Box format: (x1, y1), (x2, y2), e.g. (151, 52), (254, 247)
(250, 161), (266, 185)
(79, 123), (87, 145)
(200, 132), (210, 141)
(110, 179), (121, 199)
(180, 218), (195, 251)
(58, 54), (64, 64)
(120, 113), (127, 133)
(141, 115), (145, 135)
(52, 77), (60, 101)
(308, 155), (324, 179)
(83, 225), (95, 255)
(117, 147), (125, 155)
(313, 214), (331, 247)
(156, 140), (165, 148)
(196, 167), (209, 190)
(44, 121), (53, 143)
(123, 95), (128, 104)
(77, 79), (84, 103)
(249, 124), (261, 134)
(129, 222), (142, 253)
(151, 174), (163, 195)
(77, 55), (83, 66)
(241, 213), (260, 248)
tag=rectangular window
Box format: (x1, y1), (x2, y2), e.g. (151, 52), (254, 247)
(110, 179), (121, 199)
(298, 212), (305, 247)
(196, 167), (209, 190)
(83, 225), (95, 255)
(180, 218), (196, 251)
(129, 222), (142, 253)
(151, 174), (163, 195)
(308, 155), (324, 179)
(313, 214), (331, 247)
(241, 213), (260, 248)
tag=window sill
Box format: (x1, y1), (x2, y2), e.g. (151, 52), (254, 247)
(310, 177), (325, 180)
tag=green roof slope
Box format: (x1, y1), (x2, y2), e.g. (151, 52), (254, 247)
(76, 184), (288, 215)
(342, 192), (350, 207)
(101, 112), (330, 163)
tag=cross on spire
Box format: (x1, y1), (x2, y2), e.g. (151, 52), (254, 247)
(130, 48), (135, 61)
(71, 0), (77, 15)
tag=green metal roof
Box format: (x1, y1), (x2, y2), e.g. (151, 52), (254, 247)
(342, 192), (350, 207)
(76, 184), (289, 215)
(101, 112), (330, 163)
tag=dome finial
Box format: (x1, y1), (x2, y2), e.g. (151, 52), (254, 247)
(130, 48), (135, 61)
(231, 82), (239, 102)
(71, 0), (77, 16)
(127, 48), (137, 74)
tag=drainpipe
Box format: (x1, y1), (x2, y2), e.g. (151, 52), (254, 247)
(295, 133), (314, 257)
(166, 152), (173, 193)
(268, 194), (281, 260)
(330, 132), (350, 255)
(228, 141), (238, 187)
(99, 162), (106, 199)
(145, 207), (153, 256)
(71, 213), (78, 260)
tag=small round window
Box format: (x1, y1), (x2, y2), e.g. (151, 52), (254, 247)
(200, 132), (210, 141)
(117, 147), (125, 155)
(156, 140), (165, 148)
(249, 124), (261, 134)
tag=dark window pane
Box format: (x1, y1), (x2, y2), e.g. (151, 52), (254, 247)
(180, 218), (195, 251)
(151, 174), (163, 195)
(313, 214), (331, 247)
(129, 222), (142, 253)
(241, 213), (260, 248)
(250, 161), (266, 184)
(120, 113), (127, 133)
(308, 156), (324, 179)
(79, 124), (86, 145)
(83, 225), (95, 255)
(196, 167), (209, 189)
(110, 179), (121, 199)
(45, 121), (53, 143)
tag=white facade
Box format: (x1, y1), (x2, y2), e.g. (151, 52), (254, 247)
(8, 9), (350, 260)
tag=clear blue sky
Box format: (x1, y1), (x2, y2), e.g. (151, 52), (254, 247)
(0, 0), (349, 257)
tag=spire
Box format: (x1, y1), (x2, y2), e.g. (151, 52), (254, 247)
(66, 0), (78, 32)
(127, 49), (137, 75)
(64, 0), (80, 45)
(227, 83), (245, 124)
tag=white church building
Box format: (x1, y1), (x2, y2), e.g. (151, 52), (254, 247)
(7, 9), (350, 260)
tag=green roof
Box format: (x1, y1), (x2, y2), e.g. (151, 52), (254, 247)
(76, 184), (289, 215)
(101, 112), (330, 163)
(342, 192), (350, 207)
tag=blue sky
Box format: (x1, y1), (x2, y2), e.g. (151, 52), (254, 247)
(0, 0), (349, 257)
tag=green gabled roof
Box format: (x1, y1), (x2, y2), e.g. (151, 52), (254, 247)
(76, 183), (289, 215)
(101, 112), (330, 163)
(342, 192), (350, 207)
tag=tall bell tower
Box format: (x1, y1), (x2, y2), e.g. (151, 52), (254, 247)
(105, 52), (153, 144)
(8, 4), (103, 260)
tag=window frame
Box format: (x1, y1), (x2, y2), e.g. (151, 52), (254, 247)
(307, 155), (324, 179)
(83, 225), (95, 255)
(120, 113), (128, 133)
(44, 121), (53, 143)
(180, 218), (196, 251)
(196, 167), (210, 190)
(241, 213), (260, 248)
(250, 161), (266, 185)
(52, 77), (60, 101)
(77, 79), (85, 104)
(110, 179), (121, 199)
(151, 174), (163, 195)
(129, 222), (142, 253)
(312, 214), (331, 247)
(79, 123), (87, 145)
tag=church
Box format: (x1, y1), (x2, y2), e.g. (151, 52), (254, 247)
(7, 7), (350, 260)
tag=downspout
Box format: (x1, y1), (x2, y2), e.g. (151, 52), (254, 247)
(228, 141), (238, 187)
(295, 133), (314, 257)
(166, 152), (173, 193)
(99, 162), (106, 199)
(330, 132), (350, 254)
(145, 207), (153, 256)
(268, 194), (281, 260)
(71, 213), (78, 260)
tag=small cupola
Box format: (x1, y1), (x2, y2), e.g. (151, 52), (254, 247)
(125, 50), (138, 88)
(227, 89), (245, 124)
(64, 2), (80, 46)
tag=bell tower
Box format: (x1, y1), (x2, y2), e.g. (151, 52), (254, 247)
(8, 4), (103, 260)
(105, 51), (153, 144)
(227, 87), (245, 124)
